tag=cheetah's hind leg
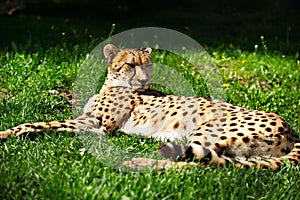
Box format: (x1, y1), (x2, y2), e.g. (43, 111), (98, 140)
(120, 157), (199, 171)
(120, 143), (207, 171)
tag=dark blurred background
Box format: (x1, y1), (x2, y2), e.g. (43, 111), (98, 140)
(0, 0), (299, 53)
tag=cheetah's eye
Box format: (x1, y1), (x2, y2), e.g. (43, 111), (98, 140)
(126, 63), (135, 68)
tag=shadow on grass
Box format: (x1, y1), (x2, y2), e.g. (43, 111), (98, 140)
(0, 0), (299, 54)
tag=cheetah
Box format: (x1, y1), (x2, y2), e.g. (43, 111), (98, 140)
(1, 44), (299, 171)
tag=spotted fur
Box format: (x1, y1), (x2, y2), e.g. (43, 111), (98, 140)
(1, 44), (299, 170)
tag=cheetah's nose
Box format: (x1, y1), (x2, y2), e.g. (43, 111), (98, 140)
(138, 79), (148, 85)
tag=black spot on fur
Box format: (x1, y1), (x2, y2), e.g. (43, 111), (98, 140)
(265, 127), (272, 132)
(192, 118), (196, 123)
(237, 132), (244, 136)
(194, 132), (203, 136)
(242, 137), (250, 143)
(206, 124), (213, 127)
(274, 134), (281, 139)
(35, 125), (43, 129)
(173, 122), (179, 129)
(288, 137), (294, 143)
(278, 127), (284, 132)
(264, 140), (274, 145)
(281, 148), (288, 153)
(61, 124), (67, 128)
(181, 146), (195, 161)
(282, 122), (288, 128)
(220, 136), (227, 140)
(270, 121), (276, 126)
(171, 112), (177, 116)
(193, 141), (201, 145)
(215, 143), (220, 148)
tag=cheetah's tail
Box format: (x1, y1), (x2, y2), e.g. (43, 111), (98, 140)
(241, 143), (300, 170)
(237, 135), (300, 170)
(158, 142), (300, 170)
(158, 143), (233, 166)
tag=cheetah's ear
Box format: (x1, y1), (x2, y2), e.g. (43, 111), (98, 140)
(103, 44), (120, 64)
(143, 48), (152, 55)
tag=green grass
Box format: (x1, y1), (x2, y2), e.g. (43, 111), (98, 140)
(1, 9), (300, 200)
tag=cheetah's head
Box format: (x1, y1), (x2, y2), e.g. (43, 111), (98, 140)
(103, 44), (152, 91)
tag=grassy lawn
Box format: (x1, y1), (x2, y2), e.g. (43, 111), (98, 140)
(0, 4), (300, 200)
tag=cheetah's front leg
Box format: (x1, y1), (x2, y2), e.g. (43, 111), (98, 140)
(0, 114), (106, 139)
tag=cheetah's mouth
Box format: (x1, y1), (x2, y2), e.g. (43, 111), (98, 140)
(129, 83), (150, 91)
(135, 84), (149, 89)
